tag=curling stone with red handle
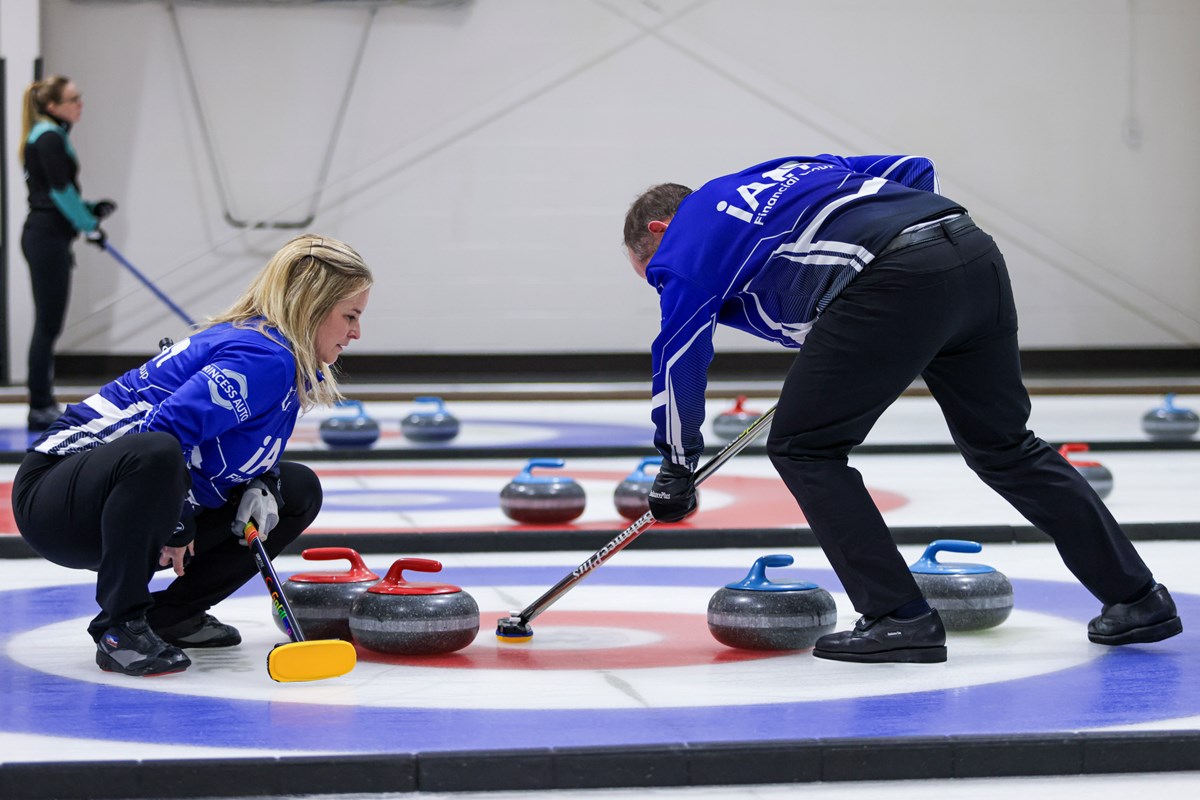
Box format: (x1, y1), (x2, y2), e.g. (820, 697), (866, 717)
(712, 395), (769, 442)
(349, 558), (479, 655)
(400, 396), (460, 443)
(612, 456), (661, 521)
(500, 458), (587, 524)
(279, 547), (380, 641)
(707, 554), (837, 650)
(1058, 442), (1113, 499)
(909, 540), (1013, 631)
(1141, 393), (1199, 441)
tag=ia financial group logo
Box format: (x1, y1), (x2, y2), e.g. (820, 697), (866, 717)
(714, 160), (833, 226)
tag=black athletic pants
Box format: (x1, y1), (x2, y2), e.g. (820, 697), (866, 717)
(21, 221), (75, 410)
(12, 432), (321, 641)
(765, 217), (1154, 619)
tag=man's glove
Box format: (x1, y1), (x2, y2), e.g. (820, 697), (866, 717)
(648, 460), (698, 523)
(233, 477), (280, 544)
(90, 199), (118, 219)
(84, 227), (107, 250)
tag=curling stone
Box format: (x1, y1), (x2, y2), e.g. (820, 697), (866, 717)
(319, 399), (380, 449)
(1058, 442), (1113, 499)
(613, 456), (661, 521)
(707, 554), (837, 650)
(712, 395), (768, 442)
(349, 558), (479, 655)
(1141, 393), (1199, 441)
(499, 458), (587, 524)
(279, 547), (380, 641)
(909, 540), (1013, 631)
(400, 396), (460, 443)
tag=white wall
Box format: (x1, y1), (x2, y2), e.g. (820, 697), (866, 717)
(1, 0), (41, 382)
(3, 0), (1198, 375)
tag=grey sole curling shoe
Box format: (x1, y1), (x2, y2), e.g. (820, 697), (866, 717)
(813, 608), (948, 664)
(1088, 584), (1183, 646)
(155, 613), (242, 649)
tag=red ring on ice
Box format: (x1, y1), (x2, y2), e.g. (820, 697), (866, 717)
(355, 610), (790, 670)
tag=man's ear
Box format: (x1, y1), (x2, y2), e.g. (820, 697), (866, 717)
(647, 219), (669, 234)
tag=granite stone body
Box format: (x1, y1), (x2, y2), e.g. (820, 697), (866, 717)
(500, 458), (587, 524)
(613, 456), (661, 521)
(400, 396), (461, 443)
(349, 558), (480, 655)
(1076, 463), (1114, 499)
(910, 540), (1013, 631)
(319, 414), (380, 449)
(281, 548), (380, 641)
(707, 554), (837, 651)
(1058, 443), (1113, 499)
(1142, 394), (1200, 441)
(712, 395), (767, 442)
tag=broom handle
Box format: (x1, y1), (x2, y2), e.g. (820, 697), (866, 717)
(513, 406), (776, 626)
(245, 522), (306, 642)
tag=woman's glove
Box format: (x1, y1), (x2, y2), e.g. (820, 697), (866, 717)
(90, 198), (118, 219)
(233, 477), (280, 543)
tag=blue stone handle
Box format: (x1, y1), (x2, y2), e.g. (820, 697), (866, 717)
(911, 539), (994, 575)
(628, 456), (663, 480)
(514, 458), (570, 484)
(414, 396), (447, 411)
(724, 554), (820, 591)
(334, 399), (365, 418)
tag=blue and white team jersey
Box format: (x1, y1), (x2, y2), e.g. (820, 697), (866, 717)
(30, 322), (302, 514)
(646, 154), (964, 467)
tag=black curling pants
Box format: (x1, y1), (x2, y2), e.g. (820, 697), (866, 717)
(12, 433), (322, 640)
(21, 222), (74, 410)
(765, 218), (1154, 619)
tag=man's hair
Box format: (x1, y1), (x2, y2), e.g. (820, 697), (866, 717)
(623, 183), (693, 264)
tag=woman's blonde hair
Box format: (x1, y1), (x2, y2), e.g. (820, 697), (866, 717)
(203, 233), (373, 411)
(19, 75), (71, 163)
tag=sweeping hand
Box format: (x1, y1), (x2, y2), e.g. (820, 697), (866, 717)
(84, 227), (107, 250)
(648, 460), (698, 522)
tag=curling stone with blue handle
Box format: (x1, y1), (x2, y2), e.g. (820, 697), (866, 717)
(712, 395), (768, 442)
(707, 554), (838, 650)
(1141, 393), (1199, 441)
(613, 456), (661, 521)
(500, 458), (587, 524)
(400, 396), (461, 443)
(280, 547), (380, 641)
(909, 540), (1013, 631)
(1058, 442), (1113, 499)
(318, 399), (380, 449)
(349, 558), (479, 655)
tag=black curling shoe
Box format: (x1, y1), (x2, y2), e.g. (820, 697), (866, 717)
(1088, 584), (1182, 646)
(26, 405), (62, 432)
(155, 613), (242, 649)
(813, 609), (948, 664)
(96, 618), (191, 676)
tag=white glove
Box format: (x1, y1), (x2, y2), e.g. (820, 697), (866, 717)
(233, 478), (279, 544)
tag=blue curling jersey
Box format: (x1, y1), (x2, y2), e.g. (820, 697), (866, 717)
(31, 323), (302, 514)
(646, 154), (964, 467)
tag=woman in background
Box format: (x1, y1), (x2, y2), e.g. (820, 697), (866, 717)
(20, 75), (117, 430)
